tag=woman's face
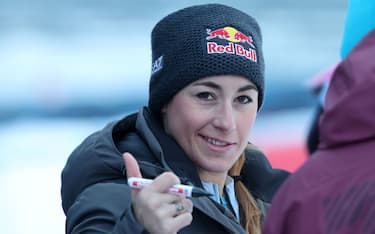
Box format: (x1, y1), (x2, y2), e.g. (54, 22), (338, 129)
(162, 75), (258, 176)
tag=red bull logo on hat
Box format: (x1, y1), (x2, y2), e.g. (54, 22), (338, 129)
(206, 26), (257, 62)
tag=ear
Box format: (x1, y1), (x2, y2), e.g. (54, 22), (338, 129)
(161, 104), (168, 114)
(160, 104), (170, 133)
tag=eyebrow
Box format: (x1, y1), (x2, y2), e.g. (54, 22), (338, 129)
(192, 81), (258, 92)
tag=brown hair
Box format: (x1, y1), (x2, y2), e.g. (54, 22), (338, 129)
(229, 153), (261, 234)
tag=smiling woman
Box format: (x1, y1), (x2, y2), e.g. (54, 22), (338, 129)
(61, 3), (289, 234)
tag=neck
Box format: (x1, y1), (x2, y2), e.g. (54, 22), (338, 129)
(198, 170), (228, 196)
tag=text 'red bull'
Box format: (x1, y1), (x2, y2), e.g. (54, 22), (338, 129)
(207, 42), (257, 62)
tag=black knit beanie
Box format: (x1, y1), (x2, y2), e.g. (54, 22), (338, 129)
(148, 3), (265, 115)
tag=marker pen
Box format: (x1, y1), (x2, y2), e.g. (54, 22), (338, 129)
(128, 177), (211, 198)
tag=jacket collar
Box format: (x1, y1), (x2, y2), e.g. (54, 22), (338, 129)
(241, 145), (290, 203)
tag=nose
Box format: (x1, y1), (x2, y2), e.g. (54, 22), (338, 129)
(212, 102), (236, 132)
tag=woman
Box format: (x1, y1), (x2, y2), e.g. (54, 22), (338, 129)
(61, 4), (289, 234)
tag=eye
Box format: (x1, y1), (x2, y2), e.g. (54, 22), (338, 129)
(236, 95), (252, 104)
(196, 92), (214, 101)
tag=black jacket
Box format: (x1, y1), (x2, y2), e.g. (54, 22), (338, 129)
(61, 108), (289, 233)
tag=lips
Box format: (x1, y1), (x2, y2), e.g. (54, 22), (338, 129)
(200, 135), (234, 147)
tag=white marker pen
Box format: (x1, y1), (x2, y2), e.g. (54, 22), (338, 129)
(128, 177), (211, 197)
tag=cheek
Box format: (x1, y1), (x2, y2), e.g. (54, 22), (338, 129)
(238, 111), (257, 137)
(167, 107), (200, 137)
(179, 112), (204, 135)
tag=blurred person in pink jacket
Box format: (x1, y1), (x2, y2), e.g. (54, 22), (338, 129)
(263, 0), (375, 233)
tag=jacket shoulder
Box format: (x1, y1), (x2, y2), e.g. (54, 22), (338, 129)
(61, 113), (138, 214)
(242, 144), (290, 203)
(66, 182), (145, 233)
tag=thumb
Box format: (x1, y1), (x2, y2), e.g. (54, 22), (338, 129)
(123, 152), (142, 178)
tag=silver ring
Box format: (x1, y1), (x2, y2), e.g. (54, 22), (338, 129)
(175, 202), (184, 213)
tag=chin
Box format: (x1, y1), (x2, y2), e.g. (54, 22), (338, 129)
(202, 161), (234, 173)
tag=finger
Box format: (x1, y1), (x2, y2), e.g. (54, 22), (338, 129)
(156, 211), (193, 234)
(147, 172), (180, 194)
(168, 212), (193, 232)
(123, 152), (142, 178)
(173, 198), (193, 216)
(175, 212), (193, 228)
(157, 198), (193, 218)
(182, 198), (193, 213)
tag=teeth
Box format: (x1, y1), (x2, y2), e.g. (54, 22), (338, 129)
(207, 137), (227, 146)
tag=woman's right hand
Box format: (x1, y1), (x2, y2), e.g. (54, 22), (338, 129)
(123, 152), (193, 234)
